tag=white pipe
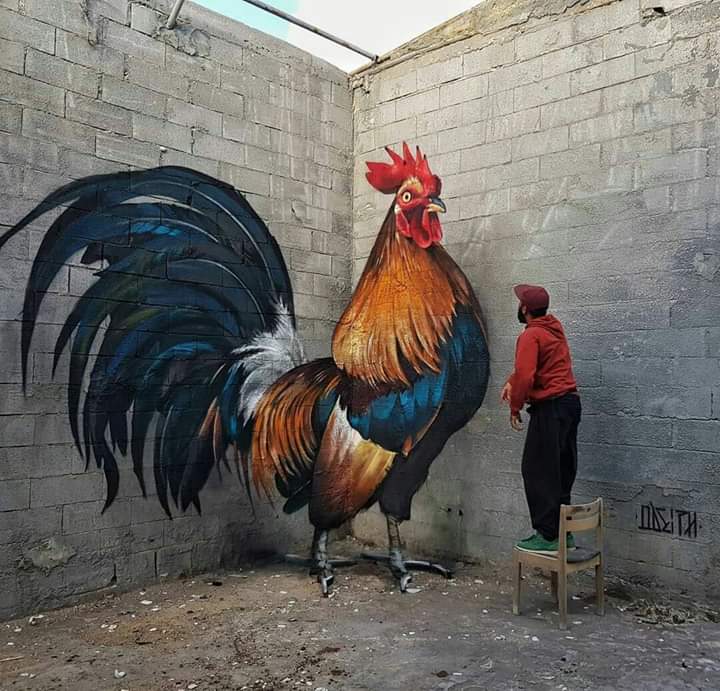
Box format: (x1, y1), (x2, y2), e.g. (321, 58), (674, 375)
(166, 0), (186, 29)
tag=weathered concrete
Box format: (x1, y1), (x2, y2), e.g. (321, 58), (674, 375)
(0, 0), (352, 619)
(351, 0), (720, 600)
(0, 546), (718, 690)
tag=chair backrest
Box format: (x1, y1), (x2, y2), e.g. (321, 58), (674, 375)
(559, 498), (603, 535)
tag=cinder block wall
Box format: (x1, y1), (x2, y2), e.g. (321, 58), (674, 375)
(0, 0), (352, 618)
(352, 0), (720, 598)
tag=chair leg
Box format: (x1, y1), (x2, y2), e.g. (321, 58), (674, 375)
(558, 570), (567, 630)
(595, 562), (605, 616)
(551, 571), (559, 604)
(512, 551), (521, 616)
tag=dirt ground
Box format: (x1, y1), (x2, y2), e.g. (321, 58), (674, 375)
(1, 540), (719, 691)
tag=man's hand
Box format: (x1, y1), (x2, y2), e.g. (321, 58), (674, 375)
(510, 412), (523, 432)
(500, 381), (512, 403)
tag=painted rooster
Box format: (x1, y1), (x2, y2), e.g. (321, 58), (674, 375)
(1, 143), (489, 594)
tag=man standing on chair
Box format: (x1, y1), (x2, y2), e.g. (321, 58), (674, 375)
(501, 284), (582, 554)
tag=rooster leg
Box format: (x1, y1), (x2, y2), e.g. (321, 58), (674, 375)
(387, 515), (413, 592)
(361, 515), (454, 593)
(311, 528), (334, 597)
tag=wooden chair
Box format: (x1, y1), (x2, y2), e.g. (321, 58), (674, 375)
(512, 498), (605, 630)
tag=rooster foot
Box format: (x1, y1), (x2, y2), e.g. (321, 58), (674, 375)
(317, 566), (335, 597)
(361, 551), (454, 592)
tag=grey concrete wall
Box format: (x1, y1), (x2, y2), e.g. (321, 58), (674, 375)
(351, 0), (720, 598)
(0, 0), (352, 618)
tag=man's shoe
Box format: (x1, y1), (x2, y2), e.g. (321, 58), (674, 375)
(515, 533), (558, 554)
(566, 532), (576, 550)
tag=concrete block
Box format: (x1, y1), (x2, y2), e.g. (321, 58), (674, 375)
(191, 81), (245, 118)
(103, 20), (165, 65)
(514, 73), (570, 110)
(126, 56), (189, 100)
(604, 18), (671, 60)
(416, 56), (463, 90)
(540, 143), (601, 179)
(156, 545), (192, 578)
(573, 0), (639, 42)
(0, 36), (23, 74)
(440, 74), (488, 108)
(132, 114), (192, 153)
(290, 249), (331, 275)
(0, 478), (29, 510)
(635, 149), (707, 187)
(0, 71), (65, 118)
(600, 128), (672, 165)
(0, 7), (55, 54)
(673, 118), (720, 151)
(130, 3), (161, 35)
(569, 109), (634, 146)
(602, 71), (674, 112)
(512, 126), (568, 161)
(24, 0), (93, 36)
(96, 132), (161, 168)
(102, 77), (167, 119)
(674, 420), (720, 452)
(62, 499), (131, 535)
(22, 110), (97, 155)
(438, 121), (486, 153)
(30, 472), (106, 507)
(0, 132), (59, 172)
(462, 91), (514, 124)
(462, 40), (515, 76)
(540, 91), (602, 129)
(671, 177), (720, 211)
(66, 92), (132, 135)
(376, 69), (417, 102)
(458, 188), (509, 219)
(516, 18), (574, 61)
(460, 140), (512, 171)
(165, 98), (222, 135)
(485, 107), (541, 143)
(0, 506), (61, 545)
(636, 386), (713, 419)
(395, 89), (440, 120)
(165, 48), (221, 87)
(634, 37), (702, 80)
(101, 521), (163, 553)
(542, 37), (604, 78)
(488, 56), (543, 95)
(571, 54), (635, 96)
(218, 162), (270, 196)
(0, 103), (21, 134)
(634, 97), (713, 133)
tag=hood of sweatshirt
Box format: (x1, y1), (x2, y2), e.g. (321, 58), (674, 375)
(525, 314), (566, 339)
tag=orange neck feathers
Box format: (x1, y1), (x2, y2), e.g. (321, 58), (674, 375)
(332, 206), (480, 388)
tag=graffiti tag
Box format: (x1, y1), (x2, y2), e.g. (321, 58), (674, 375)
(638, 502), (698, 538)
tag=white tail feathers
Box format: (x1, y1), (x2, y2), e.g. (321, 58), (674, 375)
(232, 301), (304, 422)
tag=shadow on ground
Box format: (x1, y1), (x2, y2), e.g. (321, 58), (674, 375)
(1, 539), (719, 691)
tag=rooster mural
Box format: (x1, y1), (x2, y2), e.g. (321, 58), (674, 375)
(1, 143), (489, 594)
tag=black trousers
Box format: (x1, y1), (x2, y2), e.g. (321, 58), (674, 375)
(521, 393), (582, 541)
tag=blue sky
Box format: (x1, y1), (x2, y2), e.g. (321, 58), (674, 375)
(194, 0), (299, 40)
(192, 0), (480, 71)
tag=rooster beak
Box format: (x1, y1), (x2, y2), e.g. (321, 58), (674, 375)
(427, 197), (446, 214)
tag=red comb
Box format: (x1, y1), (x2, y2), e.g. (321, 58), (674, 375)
(365, 142), (440, 195)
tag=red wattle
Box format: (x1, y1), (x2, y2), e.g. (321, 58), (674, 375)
(420, 208), (443, 246)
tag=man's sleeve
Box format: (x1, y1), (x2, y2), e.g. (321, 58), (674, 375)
(510, 332), (539, 415)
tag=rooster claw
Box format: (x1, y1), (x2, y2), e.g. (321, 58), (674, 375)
(398, 571), (413, 593)
(318, 570), (334, 597)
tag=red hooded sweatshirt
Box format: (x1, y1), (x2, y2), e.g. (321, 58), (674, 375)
(509, 315), (577, 415)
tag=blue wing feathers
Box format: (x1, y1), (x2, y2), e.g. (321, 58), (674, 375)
(347, 308), (487, 453)
(0, 166), (294, 515)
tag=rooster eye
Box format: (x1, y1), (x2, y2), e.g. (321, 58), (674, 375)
(400, 191), (412, 203)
